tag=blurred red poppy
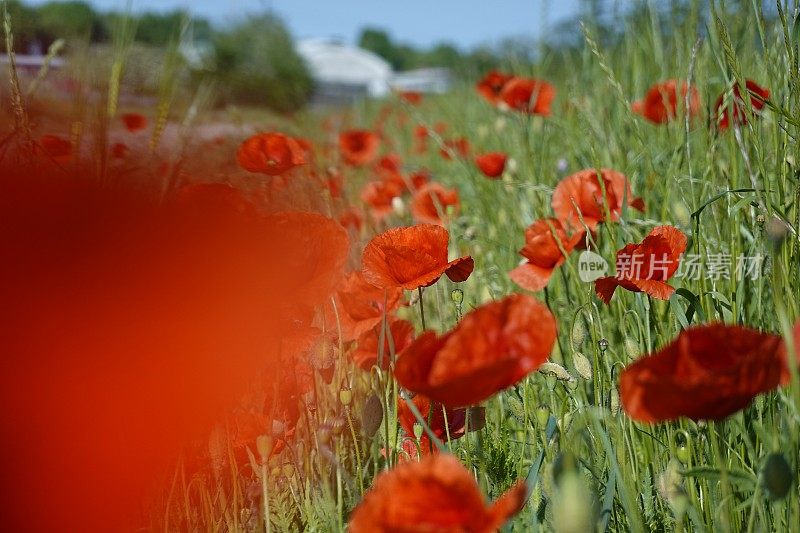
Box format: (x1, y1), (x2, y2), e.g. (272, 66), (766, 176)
(632, 80), (700, 124)
(362, 224), (473, 291)
(121, 112), (147, 132)
(714, 79), (770, 131)
(340, 129), (380, 166)
(352, 317), (415, 370)
(39, 134), (72, 165)
(339, 208), (364, 232)
(475, 152), (507, 179)
(399, 91), (423, 105)
(413, 124), (429, 154)
(439, 137), (470, 160)
(397, 394), (468, 453)
(620, 322), (800, 422)
(551, 168), (645, 233)
(500, 77), (556, 116)
(329, 270), (403, 342)
(510, 218), (583, 292)
(360, 178), (403, 220)
(236, 132), (306, 176)
(110, 142), (129, 159)
(410, 182), (460, 225)
(476, 70), (514, 104)
(348, 454), (527, 533)
(595, 225), (686, 303)
(395, 294), (556, 407)
(375, 153), (402, 179)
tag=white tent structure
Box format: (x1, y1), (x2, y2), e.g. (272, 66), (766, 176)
(297, 38), (393, 103)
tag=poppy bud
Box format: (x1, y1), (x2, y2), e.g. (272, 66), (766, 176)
(571, 319), (587, 347)
(756, 213), (766, 226)
(609, 386), (620, 416)
(762, 453), (793, 501)
(657, 460), (687, 513)
(623, 337), (639, 360)
(413, 423), (424, 441)
(572, 352), (592, 380)
(339, 388), (352, 406)
(539, 362), (574, 382)
(256, 435), (273, 462)
(672, 201), (691, 227)
(598, 338), (609, 353)
(506, 157), (518, 174)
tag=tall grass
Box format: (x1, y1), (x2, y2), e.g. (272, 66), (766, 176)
(4, 0), (799, 531)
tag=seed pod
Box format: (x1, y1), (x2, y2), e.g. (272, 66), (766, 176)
(413, 423), (424, 441)
(572, 352), (592, 380)
(361, 393), (383, 438)
(451, 288), (464, 305)
(598, 338), (609, 353)
(339, 388), (352, 406)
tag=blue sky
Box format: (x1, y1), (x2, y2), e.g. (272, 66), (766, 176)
(26, 0), (584, 48)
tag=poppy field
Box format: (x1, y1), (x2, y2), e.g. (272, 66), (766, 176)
(2, 2), (800, 532)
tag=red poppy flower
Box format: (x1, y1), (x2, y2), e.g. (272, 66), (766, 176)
(362, 224), (473, 291)
(476, 70), (514, 104)
(340, 129), (380, 166)
(236, 132), (306, 176)
(121, 112), (147, 132)
(348, 454), (528, 533)
(39, 134), (72, 165)
(510, 218), (583, 292)
(595, 225), (687, 303)
(339, 208), (364, 232)
(397, 394), (468, 453)
(475, 152), (507, 179)
(632, 80), (700, 124)
(352, 317), (415, 370)
(375, 153), (402, 178)
(439, 137), (470, 160)
(499, 77), (556, 116)
(395, 294), (556, 407)
(714, 79), (770, 131)
(408, 169), (430, 190)
(399, 91), (423, 105)
(410, 182), (460, 225)
(620, 323), (800, 422)
(551, 168), (645, 233)
(329, 270), (403, 342)
(413, 124), (429, 154)
(360, 178), (403, 220)
(110, 142), (129, 159)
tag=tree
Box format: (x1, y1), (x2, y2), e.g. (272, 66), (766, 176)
(212, 14), (312, 112)
(36, 1), (106, 46)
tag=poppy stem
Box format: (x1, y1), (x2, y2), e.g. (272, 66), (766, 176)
(418, 287), (427, 330)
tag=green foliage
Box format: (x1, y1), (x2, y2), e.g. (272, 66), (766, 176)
(211, 14), (312, 113)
